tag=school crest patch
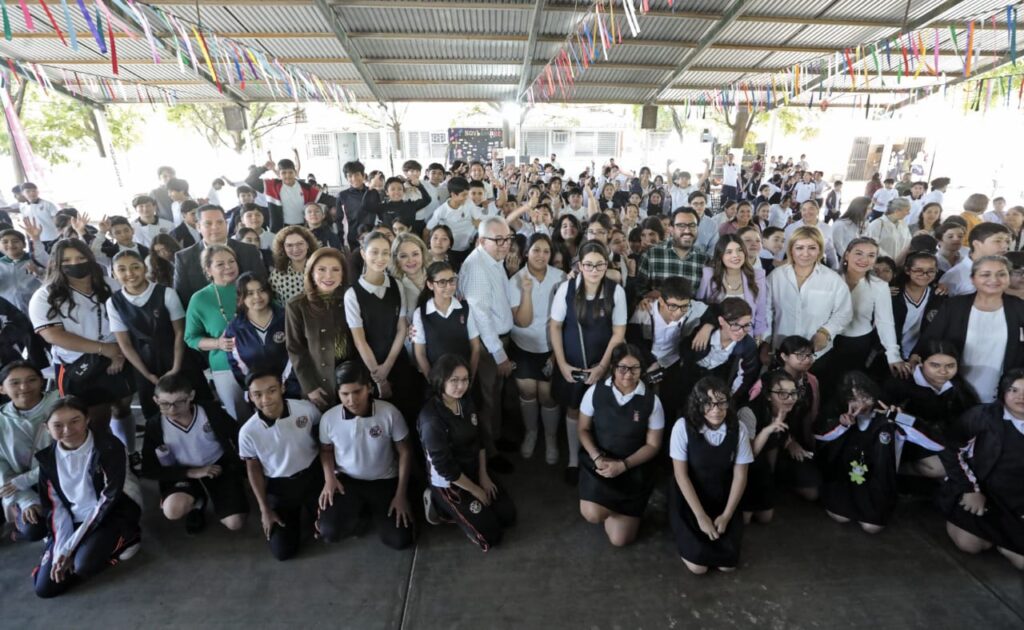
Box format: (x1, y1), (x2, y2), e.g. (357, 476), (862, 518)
(296, 416), (309, 428)
(470, 413), (478, 426)
(202, 422), (213, 433)
(879, 431), (892, 445)
(469, 500), (482, 514)
(369, 425), (383, 438)
(633, 411), (640, 423)
(273, 331), (286, 344)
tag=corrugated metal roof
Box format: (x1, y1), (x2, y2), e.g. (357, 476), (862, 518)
(335, 6), (531, 35)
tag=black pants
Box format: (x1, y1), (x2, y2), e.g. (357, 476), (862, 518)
(432, 480), (516, 551)
(33, 503), (141, 598)
(264, 464), (323, 561)
(8, 505), (47, 542)
(317, 475), (414, 550)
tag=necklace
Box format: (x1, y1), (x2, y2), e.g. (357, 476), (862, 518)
(213, 284), (231, 324)
(723, 272), (742, 292)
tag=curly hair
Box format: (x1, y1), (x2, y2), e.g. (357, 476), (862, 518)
(271, 225), (319, 273)
(684, 376), (736, 431)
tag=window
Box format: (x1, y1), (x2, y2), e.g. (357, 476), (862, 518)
(597, 131), (618, 157)
(307, 133), (334, 158)
(524, 130), (548, 157)
(430, 132), (447, 144)
(357, 131), (383, 159)
(552, 130), (569, 145)
(574, 131), (596, 156)
(406, 131), (431, 160)
(647, 132), (672, 151)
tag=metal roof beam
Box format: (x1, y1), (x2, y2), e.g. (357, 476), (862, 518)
(515, 0), (547, 102)
(889, 56), (1014, 111)
(647, 0), (751, 104)
(312, 0), (386, 106)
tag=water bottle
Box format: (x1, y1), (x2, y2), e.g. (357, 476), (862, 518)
(156, 445), (177, 467)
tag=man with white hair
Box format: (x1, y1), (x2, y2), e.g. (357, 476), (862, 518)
(866, 197), (912, 260)
(458, 217), (516, 472)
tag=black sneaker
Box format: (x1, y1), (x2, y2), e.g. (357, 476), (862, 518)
(488, 455), (514, 474)
(129, 452), (143, 476)
(563, 466), (579, 486)
(185, 508), (206, 535)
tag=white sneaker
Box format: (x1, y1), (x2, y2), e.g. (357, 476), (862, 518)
(423, 489), (441, 526)
(545, 440), (559, 465)
(118, 540), (141, 561)
(520, 431), (538, 459)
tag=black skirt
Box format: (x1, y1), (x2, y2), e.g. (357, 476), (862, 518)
(578, 458), (655, 518)
(510, 343), (552, 381)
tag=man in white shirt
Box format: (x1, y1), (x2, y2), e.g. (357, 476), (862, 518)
(982, 196), (1007, 225)
(458, 217), (516, 472)
(904, 181), (928, 226)
(130, 195), (175, 247)
(240, 371), (322, 561)
(871, 178), (899, 219)
(921, 177), (950, 208)
(17, 182), (60, 246)
(316, 362), (414, 550)
(939, 223), (1013, 296)
(721, 154), (740, 204)
(866, 197), (913, 260)
(793, 171), (816, 204)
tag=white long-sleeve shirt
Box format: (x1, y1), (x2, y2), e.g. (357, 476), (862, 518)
(766, 263), (853, 356)
(871, 187), (899, 214)
(19, 199), (60, 241)
(866, 215), (912, 260)
(783, 220), (838, 269)
(843, 276), (902, 364)
(459, 247), (515, 363)
(830, 218), (865, 262)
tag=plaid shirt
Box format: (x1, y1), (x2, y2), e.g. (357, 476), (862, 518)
(637, 240), (707, 294)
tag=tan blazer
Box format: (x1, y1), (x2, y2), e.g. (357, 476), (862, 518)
(285, 290), (352, 407)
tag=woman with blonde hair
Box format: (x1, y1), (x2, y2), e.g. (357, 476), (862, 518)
(390, 231), (429, 315)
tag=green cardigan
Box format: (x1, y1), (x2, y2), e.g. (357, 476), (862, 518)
(184, 282), (237, 372)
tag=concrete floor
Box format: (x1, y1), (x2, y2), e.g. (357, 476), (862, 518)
(1, 454), (1022, 630)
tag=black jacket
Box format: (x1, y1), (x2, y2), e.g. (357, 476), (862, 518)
(417, 397), (482, 484)
(940, 403), (1019, 497)
(335, 186), (381, 248)
(171, 222), (197, 249)
(892, 287), (945, 352)
(882, 375), (978, 444)
(915, 294), (1024, 374)
(680, 330), (760, 405)
(140, 401), (242, 483)
(0, 295), (33, 364)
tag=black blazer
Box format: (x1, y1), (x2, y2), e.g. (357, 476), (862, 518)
(140, 401), (242, 483)
(171, 222), (197, 249)
(915, 293), (1024, 373)
(173, 238), (268, 306)
(892, 287), (945, 351)
(939, 403), (1016, 497)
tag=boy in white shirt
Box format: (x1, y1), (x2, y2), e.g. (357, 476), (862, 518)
(871, 178), (899, 219)
(130, 195), (175, 247)
(239, 205), (276, 250)
(793, 171), (817, 204)
(426, 177), (480, 267)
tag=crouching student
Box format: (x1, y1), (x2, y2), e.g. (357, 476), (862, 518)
(317, 362), (415, 550)
(33, 397), (143, 598)
(681, 297), (761, 406)
(669, 377), (752, 574)
(577, 343), (664, 547)
(815, 372), (943, 534)
(0, 361), (58, 542)
(239, 371), (322, 561)
(419, 354), (516, 551)
(938, 369), (1024, 570)
(141, 374), (248, 535)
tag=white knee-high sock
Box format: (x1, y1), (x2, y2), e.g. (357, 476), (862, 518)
(519, 397), (539, 435)
(565, 414), (580, 468)
(110, 413), (136, 455)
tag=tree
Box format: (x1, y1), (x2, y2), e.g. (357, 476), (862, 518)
(0, 82), (141, 170)
(709, 104), (819, 149)
(165, 103), (303, 154)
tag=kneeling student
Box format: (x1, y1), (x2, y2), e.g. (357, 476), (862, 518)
(140, 373), (249, 534)
(33, 397), (142, 598)
(240, 371), (322, 561)
(317, 361), (415, 549)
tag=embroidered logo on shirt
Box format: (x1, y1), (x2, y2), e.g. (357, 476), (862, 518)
(470, 413), (478, 426)
(273, 331), (286, 344)
(202, 422), (213, 433)
(878, 431), (892, 445)
(368, 425), (383, 438)
(469, 500), (482, 514)
(296, 416), (309, 428)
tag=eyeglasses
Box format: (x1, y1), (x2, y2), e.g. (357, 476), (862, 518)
(447, 377), (471, 386)
(703, 400), (729, 411)
(580, 261), (608, 272)
(664, 301), (690, 313)
(484, 236), (515, 246)
(909, 268), (937, 276)
(770, 390), (799, 400)
(156, 398), (190, 410)
(432, 276), (458, 287)
(586, 229), (608, 238)
(614, 364), (642, 375)
(674, 222), (699, 231)
(791, 352), (814, 360)
(727, 320), (753, 332)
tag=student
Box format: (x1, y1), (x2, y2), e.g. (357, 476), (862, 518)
(335, 160), (381, 249)
(577, 343), (664, 546)
(346, 231), (416, 419)
(417, 162), (449, 235)
(303, 202), (341, 250)
(141, 373), (248, 534)
(870, 178), (898, 219)
(508, 233), (566, 462)
(0, 226), (47, 312)
(824, 180), (843, 222)
(167, 178), (191, 226)
(418, 354), (516, 551)
(669, 377), (752, 574)
(550, 241), (628, 484)
(377, 176), (431, 231)
(883, 341), (978, 478)
(236, 227), (275, 270)
(269, 225), (318, 306)
(760, 225), (786, 264)
(29, 240), (136, 454)
(32, 397), (143, 598)
(792, 171), (816, 204)
(316, 362), (415, 550)
(891, 251), (945, 362)
(184, 245), (249, 421)
(0, 362), (57, 542)
(426, 177), (479, 269)
(226, 185), (264, 235)
(150, 165), (176, 222)
(17, 182), (60, 249)
(239, 371), (323, 561)
(90, 216), (149, 270)
(768, 194), (794, 229)
(866, 197), (912, 260)
(225, 272), (299, 398)
(171, 199), (200, 249)
(815, 372), (942, 534)
(913, 202), (943, 236)
(246, 157), (325, 231)
(738, 370), (799, 524)
(412, 260), (481, 379)
(935, 219), (968, 272)
(697, 235), (768, 342)
(680, 297), (761, 404)
(285, 247), (353, 410)
(982, 196), (1007, 225)
(939, 222), (1012, 296)
(130, 195), (175, 247)
(553, 214), (584, 261)
(427, 224), (454, 265)
(917, 255), (1024, 403)
(238, 204), (276, 250)
(938, 368), (1024, 570)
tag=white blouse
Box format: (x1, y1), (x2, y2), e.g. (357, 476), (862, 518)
(766, 264), (853, 355)
(842, 276), (902, 364)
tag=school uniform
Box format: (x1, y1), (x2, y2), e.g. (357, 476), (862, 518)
(937, 255), (975, 295)
(426, 201), (484, 268)
(91, 240), (148, 270)
(0, 390), (58, 541)
(316, 400), (414, 550)
(335, 185), (381, 249)
(0, 249), (46, 312)
(224, 305), (300, 398)
(377, 185), (431, 229)
(507, 265), (566, 380)
(578, 380), (664, 517)
(247, 172), (324, 232)
(871, 187), (899, 217)
(793, 181), (816, 204)
(891, 287), (944, 361)
(748, 374), (822, 491)
(418, 396), (516, 551)
(0, 295), (33, 364)
(669, 419), (753, 568)
(737, 405), (786, 514)
(679, 330), (760, 406)
(19, 198), (60, 245)
(140, 402), (249, 521)
(551, 277), (628, 407)
(131, 217), (175, 248)
(412, 297), (479, 367)
(238, 400), (323, 560)
(815, 411), (941, 526)
(108, 282), (211, 420)
(309, 223), (341, 250)
(883, 366), (978, 460)
(33, 430), (143, 598)
(938, 403), (1024, 555)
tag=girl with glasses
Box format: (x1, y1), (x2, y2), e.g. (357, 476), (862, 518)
(669, 376), (752, 574)
(577, 343), (664, 547)
(891, 251), (945, 364)
(738, 370), (801, 525)
(550, 242), (627, 485)
(412, 261), (481, 381)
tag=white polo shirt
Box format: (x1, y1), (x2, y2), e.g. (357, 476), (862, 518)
(29, 281), (118, 364)
(132, 218), (176, 247)
(106, 282), (185, 333)
(238, 399), (321, 478)
(579, 379), (665, 430)
(507, 265), (566, 353)
(427, 201), (480, 252)
(319, 399), (409, 481)
(161, 406), (224, 467)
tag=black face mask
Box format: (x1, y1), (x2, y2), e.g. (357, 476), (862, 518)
(62, 262), (93, 279)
